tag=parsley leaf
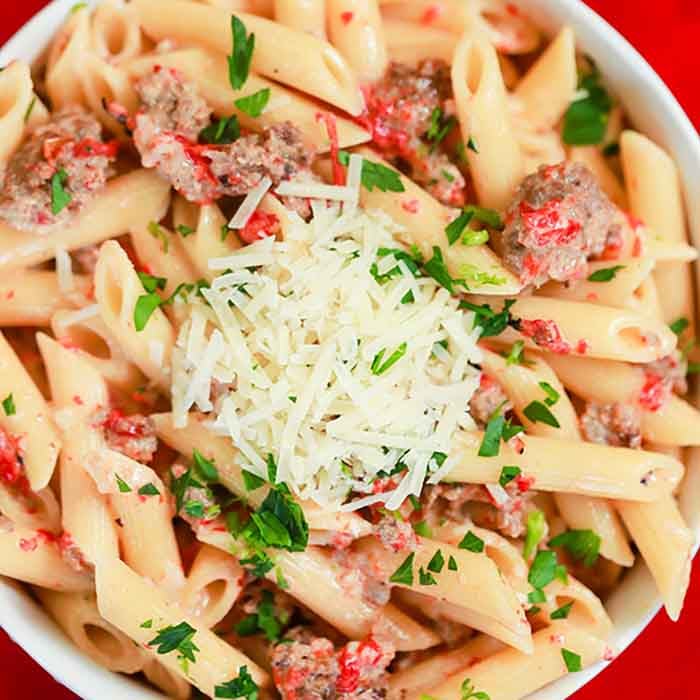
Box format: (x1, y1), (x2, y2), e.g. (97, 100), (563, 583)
(242, 470), (266, 491)
(550, 601), (574, 620)
(587, 265), (625, 282)
(228, 16), (255, 90)
(523, 510), (546, 560)
(561, 648), (582, 673)
(244, 486), (309, 552)
(424, 246), (460, 293)
(504, 340), (525, 366)
(215, 665), (259, 700)
(563, 67), (613, 145)
(549, 529), (601, 567)
(193, 449), (219, 483)
(461, 678), (491, 700)
(338, 151), (405, 192)
(137, 271), (167, 294)
(2, 393), (16, 416)
(459, 299), (517, 338)
(670, 317), (690, 336)
(419, 566), (438, 585)
(134, 292), (163, 332)
(478, 414), (505, 457)
(466, 136), (479, 153)
(138, 483), (160, 496)
(140, 619), (153, 629)
(499, 465), (521, 487)
(528, 550), (558, 589)
(523, 400), (560, 428)
(425, 107), (457, 148)
(234, 590), (286, 641)
(50, 169), (71, 215)
(239, 551), (275, 578)
(148, 622), (199, 669)
(427, 549), (445, 573)
(23, 96), (37, 124)
(539, 381), (560, 406)
(200, 114), (241, 144)
(371, 342), (407, 375)
(389, 553), (415, 585)
(115, 474), (131, 493)
(448, 555), (458, 571)
(459, 530), (484, 553)
(413, 520), (433, 538)
(176, 224), (196, 237)
(444, 206), (498, 246)
(528, 588), (546, 604)
(234, 88), (271, 117)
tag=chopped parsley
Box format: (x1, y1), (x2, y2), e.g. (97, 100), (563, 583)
(538, 381), (560, 406)
(413, 520), (433, 538)
(418, 566), (437, 585)
(369, 247), (421, 286)
(670, 317), (690, 336)
(550, 601), (574, 620)
(467, 136), (479, 153)
(2, 393), (16, 417)
(523, 400), (560, 428)
(115, 474), (131, 493)
(499, 465), (521, 487)
(200, 114), (241, 144)
(459, 299), (517, 338)
(148, 622), (199, 672)
(228, 16), (255, 90)
(134, 290), (164, 332)
(147, 220), (169, 253)
(460, 264), (506, 288)
(338, 151), (405, 192)
(23, 96), (37, 124)
(371, 342), (407, 375)
(193, 449), (219, 482)
(442, 169), (455, 183)
(70, 2), (88, 12)
(563, 65), (613, 145)
(504, 340), (526, 365)
(427, 549), (445, 573)
(389, 553), (415, 585)
(561, 648), (582, 673)
(460, 678), (490, 700)
(602, 141), (620, 157)
(424, 246), (458, 293)
(528, 550), (558, 590)
(448, 555), (458, 571)
(528, 588), (546, 604)
(137, 271), (167, 293)
(140, 619), (153, 629)
(176, 224), (196, 237)
(242, 470), (266, 491)
(445, 205), (500, 247)
(549, 529), (601, 567)
(215, 665), (259, 700)
(137, 483), (160, 496)
(459, 530), (484, 553)
(425, 107), (457, 148)
(587, 265), (625, 282)
(523, 510), (546, 560)
(234, 590), (287, 641)
(478, 410), (524, 458)
(235, 88), (271, 117)
(50, 169), (71, 215)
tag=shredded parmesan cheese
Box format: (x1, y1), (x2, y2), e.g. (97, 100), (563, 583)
(172, 204), (482, 509)
(55, 246), (75, 293)
(275, 180), (357, 202)
(228, 176), (272, 229)
(52, 304), (100, 330)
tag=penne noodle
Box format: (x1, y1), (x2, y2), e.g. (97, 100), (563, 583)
(0, 170), (171, 273)
(452, 35), (524, 210)
(273, 0), (326, 38)
(382, 19), (457, 66)
(470, 295), (677, 363)
(513, 27), (577, 132)
(421, 621), (608, 700)
(0, 61), (37, 163)
(126, 49), (371, 152)
(445, 430), (684, 501)
(131, 0), (365, 115)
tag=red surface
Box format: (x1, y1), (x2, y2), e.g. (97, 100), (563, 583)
(1, 1), (700, 699)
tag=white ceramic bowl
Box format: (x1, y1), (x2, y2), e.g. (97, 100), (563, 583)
(1, 1), (699, 698)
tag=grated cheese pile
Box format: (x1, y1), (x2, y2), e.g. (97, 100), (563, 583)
(171, 202), (482, 510)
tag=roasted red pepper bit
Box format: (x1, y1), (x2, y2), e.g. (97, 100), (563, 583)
(639, 372), (669, 412)
(336, 638), (383, 694)
(518, 198), (582, 248)
(519, 319), (572, 355)
(238, 210), (280, 245)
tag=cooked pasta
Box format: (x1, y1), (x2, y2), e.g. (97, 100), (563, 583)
(0, 2), (696, 700)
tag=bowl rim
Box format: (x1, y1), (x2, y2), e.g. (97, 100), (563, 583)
(1, 1), (698, 699)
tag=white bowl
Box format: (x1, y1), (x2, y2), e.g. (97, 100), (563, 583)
(1, 1), (699, 698)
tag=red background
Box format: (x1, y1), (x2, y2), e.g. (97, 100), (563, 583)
(1, 1), (699, 698)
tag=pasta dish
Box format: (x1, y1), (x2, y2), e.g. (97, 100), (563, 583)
(0, 1), (697, 699)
